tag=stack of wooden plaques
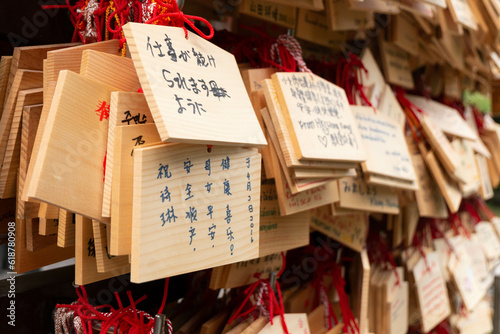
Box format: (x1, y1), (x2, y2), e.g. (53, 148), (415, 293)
(258, 71), (366, 215)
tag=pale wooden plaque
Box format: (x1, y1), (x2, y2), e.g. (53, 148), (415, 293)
(26, 70), (114, 221)
(413, 252), (451, 333)
(379, 40), (414, 89)
(110, 123), (161, 255)
(338, 176), (399, 214)
(102, 92), (153, 217)
(132, 144), (261, 282)
(407, 95), (477, 141)
(123, 22), (266, 147)
(352, 106), (416, 182)
(272, 72), (366, 162)
(310, 206), (367, 252)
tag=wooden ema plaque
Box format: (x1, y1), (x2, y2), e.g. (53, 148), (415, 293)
(26, 70), (114, 221)
(271, 72), (366, 162)
(0, 88), (43, 198)
(413, 252), (451, 333)
(102, 92), (154, 218)
(132, 144), (261, 282)
(123, 22), (266, 147)
(110, 123), (161, 255)
(258, 179), (309, 257)
(310, 206), (367, 252)
(351, 105), (417, 185)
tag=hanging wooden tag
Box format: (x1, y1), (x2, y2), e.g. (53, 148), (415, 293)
(267, 0), (324, 10)
(239, 0), (297, 28)
(412, 251), (451, 333)
(378, 39), (414, 89)
(132, 144), (261, 282)
(447, 0), (478, 30)
(443, 66), (462, 99)
(391, 12), (419, 57)
(80, 50), (141, 92)
(325, 0), (374, 32)
(407, 95), (477, 141)
(451, 139), (480, 196)
(110, 123), (161, 256)
(17, 104), (42, 220)
(258, 314), (311, 334)
(26, 70), (114, 221)
(338, 175), (399, 214)
(15, 216), (74, 274)
(0, 88), (43, 198)
(422, 149), (461, 213)
(296, 8), (348, 48)
(454, 301), (493, 333)
(448, 246), (485, 311)
(21, 81), (56, 203)
(211, 253), (283, 289)
(465, 235), (489, 280)
(310, 206), (367, 252)
(476, 154), (494, 200)
(102, 92), (153, 217)
(348, 0), (400, 14)
(377, 84), (406, 131)
(123, 22), (266, 147)
(259, 179), (309, 257)
(0, 56), (13, 110)
(272, 72), (366, 162)
(75, 215), (124, 285)
(274, 164), (339, 216)
(241, 68), (277, 94)
(45, 40), (120, 83)
(262, 106), (334, 195)
(26, 218), (57, 251)
(0, 69), (43, 170)
(261, 79), (357, 170)
(419, 115), (460, 178)
(475, 221), (500, 261)
(463, 106), (490, 158)
(57, 209), (75, 248)
(359, 48), (386, 108)
(91, 221), (130, 274)
(351, 106), (417, 184)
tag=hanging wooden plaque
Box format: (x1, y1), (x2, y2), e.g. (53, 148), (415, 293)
(123, 22), (266, 147)
(132, 144), (261, 282)
(272, 72), (366, 162)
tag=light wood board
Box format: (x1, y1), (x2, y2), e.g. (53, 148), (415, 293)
(132, 144), (261, 283)
(0, 69), (43, 174)
(0, 88), (43, 198)
(102, 92), (153, 217)
(0, 56), (13, 112)
(17, 104), (42, 220)
(75, 215), (124, 285)
(21, 81), (56, 203)
(259, 179), (310, 257)
(272, 72), (366, 162)
(110, 123), (161, 255)
(123, 22), (266, 146)
(57, 209), (75, 248)
(45, 40), (119, 83)
(26, 218), (57, 252)
(92, 220), (130, 274)
(80, 49), (141, 92)
(26, 71), (115, 221)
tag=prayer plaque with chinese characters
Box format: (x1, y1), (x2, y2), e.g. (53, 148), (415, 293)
(123, 23), (267, 147)
(271, 72), (366, 162)
(132, 144), (261, 283)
